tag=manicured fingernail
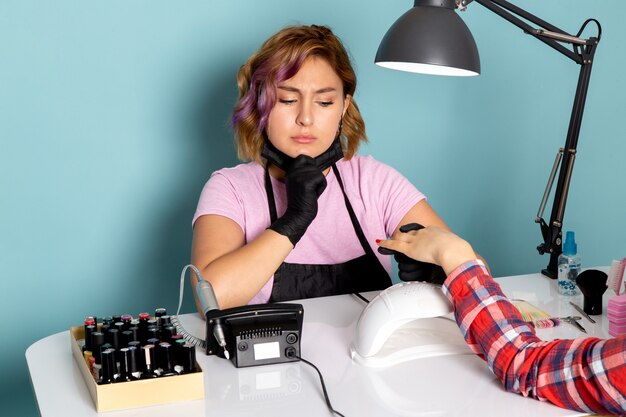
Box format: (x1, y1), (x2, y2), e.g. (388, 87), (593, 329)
(375, 239), (382, 244)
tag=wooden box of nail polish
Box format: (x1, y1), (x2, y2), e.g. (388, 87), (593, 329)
(70, 325), (204, 412)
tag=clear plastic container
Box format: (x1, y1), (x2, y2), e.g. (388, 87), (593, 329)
(557, 231), (581, 296)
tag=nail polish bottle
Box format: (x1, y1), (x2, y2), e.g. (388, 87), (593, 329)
(161, 325), (176, 341)
(99, 349), (116, 384)
(120, 314), (133, 331)
(160, 315), (172, 328)
(115, 348), (138, 382)
(140, 344), (159, 379)
(90, 333), (105, 380)
(106, 328), (120, 351)
(146, 326), (160, 343)
(157, 342), (177, 377)
(83, 350), (93, 373)
(177, 343), (197, 374)
(127, 346), (142, 379)
(138, 312), (150, 343)
(128, 341), (141, 350)
(83, 324), (96, 353)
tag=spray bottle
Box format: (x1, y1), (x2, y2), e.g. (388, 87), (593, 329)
(557, 231), (581, 296)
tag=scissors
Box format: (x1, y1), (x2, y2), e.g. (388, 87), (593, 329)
(560, 316), (586, 333)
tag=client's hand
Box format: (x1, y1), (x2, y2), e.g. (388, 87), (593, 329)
(377, 223), (447, 284)
(377, 224), (477, 276)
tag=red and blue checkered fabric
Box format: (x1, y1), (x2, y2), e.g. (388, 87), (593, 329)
(443, 260), (626, 415)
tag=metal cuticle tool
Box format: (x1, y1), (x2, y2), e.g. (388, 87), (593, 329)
(560, 316), (586, 333)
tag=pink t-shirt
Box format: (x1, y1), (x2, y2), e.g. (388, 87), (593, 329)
(193, 154), (425, 303)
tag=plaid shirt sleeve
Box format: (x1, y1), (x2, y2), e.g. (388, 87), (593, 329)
(442, 260), (626, 415)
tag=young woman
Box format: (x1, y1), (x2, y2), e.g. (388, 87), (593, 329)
(378, 226), (626, 415)
(191, 25), (449, 310)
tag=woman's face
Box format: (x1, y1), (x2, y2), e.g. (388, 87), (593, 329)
(266, 57), (350, 160)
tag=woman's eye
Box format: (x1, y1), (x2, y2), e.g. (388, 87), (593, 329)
(278, 99), (297, 105)
(318, 101), (334, 107)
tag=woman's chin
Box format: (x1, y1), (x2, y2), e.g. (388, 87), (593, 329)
(288, 149), (317, 159)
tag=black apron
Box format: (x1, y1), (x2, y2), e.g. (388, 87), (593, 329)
(265, 164), (392, 302)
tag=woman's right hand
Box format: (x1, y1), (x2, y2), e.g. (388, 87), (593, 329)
(269, 155), (327, 246)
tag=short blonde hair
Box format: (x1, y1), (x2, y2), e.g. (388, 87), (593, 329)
(232, 25), (367, 163)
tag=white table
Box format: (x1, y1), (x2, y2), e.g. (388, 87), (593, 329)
(26, 271), (611, 417)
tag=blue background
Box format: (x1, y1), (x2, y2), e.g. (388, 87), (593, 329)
(1, 1), (624, 415)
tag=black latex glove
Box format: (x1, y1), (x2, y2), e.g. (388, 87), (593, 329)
(377, 223), (448, 285)
(269, 155), (327, 246)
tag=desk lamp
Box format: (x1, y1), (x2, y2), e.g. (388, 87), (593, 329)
(375, 0), (601, 278)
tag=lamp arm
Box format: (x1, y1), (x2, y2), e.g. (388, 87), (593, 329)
(462, 0), (588, 64)
(461, 0), (600, 278)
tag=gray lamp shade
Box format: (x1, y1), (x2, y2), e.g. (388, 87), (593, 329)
(375, 0), (481, 76)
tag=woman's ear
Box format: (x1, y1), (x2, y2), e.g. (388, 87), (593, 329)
(342, 95), (352, 118)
